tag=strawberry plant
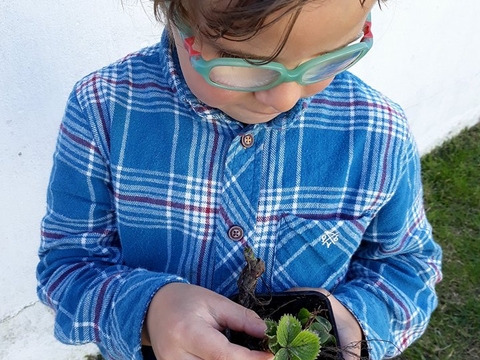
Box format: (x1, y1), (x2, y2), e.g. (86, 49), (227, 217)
(265, 308), (336, 360)
(230, 246), (342, 359)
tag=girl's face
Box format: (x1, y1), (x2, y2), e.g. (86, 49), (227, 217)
(173, 0), (377, 125)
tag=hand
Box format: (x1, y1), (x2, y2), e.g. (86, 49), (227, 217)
(290, 288), (363, 360)
(144, 283), (274, 360)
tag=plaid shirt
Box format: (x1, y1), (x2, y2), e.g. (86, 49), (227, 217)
(37, 31), (442, 360)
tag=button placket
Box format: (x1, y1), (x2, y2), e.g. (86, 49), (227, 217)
(212, 126), (266, 291)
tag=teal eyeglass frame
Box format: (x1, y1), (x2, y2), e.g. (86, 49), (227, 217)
(179, 14), (373, 92)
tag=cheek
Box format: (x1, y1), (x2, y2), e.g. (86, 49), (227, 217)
(177, 48), (242, 108)
(189, 79), (240, 109)
(301, 78), (334, 97)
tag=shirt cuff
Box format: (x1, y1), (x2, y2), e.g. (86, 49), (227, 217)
(100, 269), (188, 360)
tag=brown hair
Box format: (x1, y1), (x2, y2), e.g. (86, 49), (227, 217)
(153, 0), (379, 62)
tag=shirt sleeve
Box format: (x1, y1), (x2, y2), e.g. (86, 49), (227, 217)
(333, 130), (442, 359)
(36, 88), (187, 359)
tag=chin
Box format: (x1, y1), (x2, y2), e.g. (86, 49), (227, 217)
(227, 111), (279, 125)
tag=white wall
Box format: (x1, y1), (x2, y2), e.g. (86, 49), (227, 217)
(1, 0), (479, 358)
(353, 0), (480, 154)
(0, 1), (162, 358)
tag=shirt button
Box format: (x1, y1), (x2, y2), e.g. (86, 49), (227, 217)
(240, 134), (254, 148)
(228, 225), (244, 241)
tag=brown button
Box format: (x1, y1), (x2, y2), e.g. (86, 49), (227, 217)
(240, 134), (254, 148)
(228, 225), (244, 241)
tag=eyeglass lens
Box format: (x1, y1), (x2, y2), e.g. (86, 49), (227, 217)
(302, 49), (364, 83)
(209, 66), (280, 88)
(208, 50), (364, 90)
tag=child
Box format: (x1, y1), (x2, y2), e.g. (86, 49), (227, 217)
(37, 0), (442, 359)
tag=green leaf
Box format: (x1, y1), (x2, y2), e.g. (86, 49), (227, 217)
(265, 319), (281, 354)
(277, 315), (302, 347)
(309, 323), (330, 340)
(309, 318), (335, 345)
(297, 308), (311, 326)
(274, 347), (290, 360)
(314, 316), (332, 333)
(309, 325), (334, 345)
(265, 319), (278, 339)
(320, 333), (336, 346)
(289, 330), (321, 360)
(269, 340), (282, 355)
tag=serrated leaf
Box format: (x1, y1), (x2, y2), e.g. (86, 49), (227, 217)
(310, 324), (333, 344)
(269, 339), (282, 355)
(274, 347), (290, 360)
(314, 316), (332, 332)
(309, 320), (334, 345)
(277, 315), (302, 347)
(267, 333), (281, 354)
(297, 308), (311, 326)
(289, 330), (321, 360)
(309, 322), (325, 336)
(265, 319), (280, 354)
(265, 319), (278, 339)
(320, 332), (336, 346)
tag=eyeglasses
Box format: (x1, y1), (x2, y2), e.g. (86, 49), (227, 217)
(178, 14), (373, 92)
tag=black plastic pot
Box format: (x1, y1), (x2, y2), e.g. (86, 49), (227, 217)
(227, 291), (344, 360)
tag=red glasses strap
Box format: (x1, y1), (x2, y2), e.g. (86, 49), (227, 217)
(363, 18), (373, 40)
(183, 36), (202, 57)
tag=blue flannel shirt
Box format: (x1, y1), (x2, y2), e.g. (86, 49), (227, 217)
(37, 31), (442, 360)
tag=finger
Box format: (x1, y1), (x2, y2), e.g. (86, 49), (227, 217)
(341, 343), (362, 360)
(183, 353), (203, 360)
(185, 324), (273, 360)
(289, 287), (330, 296)
(153, 348), (203, 360)
(208, 297), (267, 338)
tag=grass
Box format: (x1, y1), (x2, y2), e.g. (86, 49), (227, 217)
(396, 122), (480, 359)
(85, 123), (480, 360)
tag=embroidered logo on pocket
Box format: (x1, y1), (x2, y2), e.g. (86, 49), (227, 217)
(321, 230), (339, 248)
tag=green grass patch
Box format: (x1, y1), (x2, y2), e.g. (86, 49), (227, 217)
(397, 122), (480, 359)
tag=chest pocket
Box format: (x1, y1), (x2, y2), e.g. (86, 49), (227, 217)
(271, 214), (366, 291)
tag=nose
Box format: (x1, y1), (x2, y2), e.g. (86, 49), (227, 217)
(253, 81), (303, 113)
